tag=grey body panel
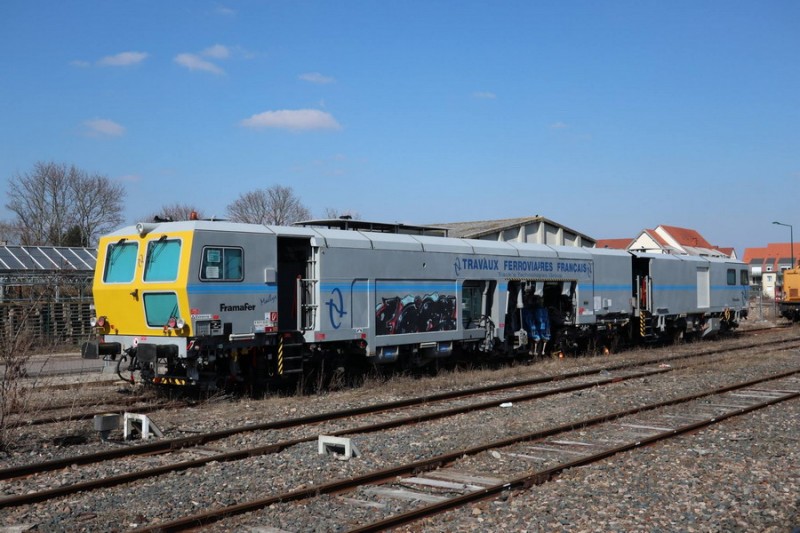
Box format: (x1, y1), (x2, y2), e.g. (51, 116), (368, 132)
(587, 248), (634, 317)
(311, 233), (595, 350)
(185, 229), (279, 336)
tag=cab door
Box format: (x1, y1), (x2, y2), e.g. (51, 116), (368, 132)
(277, 237), (312, 332)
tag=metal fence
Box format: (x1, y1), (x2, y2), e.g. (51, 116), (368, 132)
(0, 299), (94, 348)
(748, 285), (781, 322)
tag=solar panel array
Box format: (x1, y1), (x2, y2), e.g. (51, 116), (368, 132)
(0, 246), (97, 272)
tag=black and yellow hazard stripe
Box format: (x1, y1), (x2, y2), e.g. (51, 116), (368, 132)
(278, 336), (284, 375)
(154, 376), (188, 386)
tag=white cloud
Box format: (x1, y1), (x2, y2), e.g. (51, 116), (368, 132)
(203, 44), (230, 59)
(70, 60), (91, 68)
(472, 91), (496, 99)
(215, 5), (236, 16)
(299, 72), (335, 84)
(97, 51), (148, 67)
(550, 121), (569, 129)
(83, 118), (125, 137)
(174, 53), (225, 75)
(240, 109), (341, 131)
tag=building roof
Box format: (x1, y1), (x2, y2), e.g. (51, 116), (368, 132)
(743, 243), (797, 272)
(645, 229), (673, 248)
(0, 245), (96, 272)
(296, 218), (448, 237)
(628, 225), (735, 258)
(434, 216), (595, 243)
(658, 225), (713, 248)
(715, 246), (735, 257)
(595, 238), (633, 250)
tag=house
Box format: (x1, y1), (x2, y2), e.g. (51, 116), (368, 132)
(742, 243), (796, 298)
(627, 225), (736, 259)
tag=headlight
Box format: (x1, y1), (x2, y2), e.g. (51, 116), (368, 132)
(167, 317), (185, 329)
(90, 316), (97, 327)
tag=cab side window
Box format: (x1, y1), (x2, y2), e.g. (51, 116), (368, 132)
(201, 247), (243, 281)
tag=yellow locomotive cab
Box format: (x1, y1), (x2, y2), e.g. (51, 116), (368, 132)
(89, 230), (193, 356)
(779, 265), (800, 322)
(93, 228), (195, 338)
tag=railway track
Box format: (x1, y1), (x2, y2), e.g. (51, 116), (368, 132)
(136, 370), (800, 532)
(2, 334), (798, 513)
(3, 333), (794, 476)
(5, 398), (178, 430)
(348, 372), (800, 532)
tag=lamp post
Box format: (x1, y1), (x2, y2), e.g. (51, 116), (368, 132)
(772, 221), (794, 269)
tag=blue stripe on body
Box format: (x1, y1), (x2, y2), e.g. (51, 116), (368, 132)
(188, 284), (277, 294)
(593, 284), (631, 291)
(653, 285), (748, 291)
(374, 283), (458, 293)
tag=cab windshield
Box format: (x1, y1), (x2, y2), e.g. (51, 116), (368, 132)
(103, 241), (138, 283)
(144, 239), (181, 282)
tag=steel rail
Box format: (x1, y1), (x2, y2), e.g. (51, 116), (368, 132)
(349, 382), (800, 532)
(7, 395), (145, 416)
(0, 362), (682, 508)
(5, 399), (173, 429)
(131, 368), (800, 532)
(1, 335), (796, 483)
(0, 339), (776, 480)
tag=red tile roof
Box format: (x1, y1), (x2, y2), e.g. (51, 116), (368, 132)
(640, 229), (669, 248)
(595, 238), (633, 250)
(714, 246), (735, 257)
(743, 243), (797, 271)
(659, 225), (713, 248)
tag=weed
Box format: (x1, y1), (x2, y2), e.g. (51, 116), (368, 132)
(0, 305), (38, 451)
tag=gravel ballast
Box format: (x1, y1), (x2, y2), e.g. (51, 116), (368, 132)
(2, 328), (798, 532)
(411, 397), (799, 532)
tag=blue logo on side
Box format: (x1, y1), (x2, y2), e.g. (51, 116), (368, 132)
(326, 288), (347, 329)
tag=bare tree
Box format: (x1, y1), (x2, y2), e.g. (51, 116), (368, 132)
(225, 190), (271, 224)
(6, 162), (75, 245)
(0, 220), (23, 245)
(5, 162), (125, 246)
(70, 172), (125, 246)
(140, 203), (205, 222)
(227, 185), (311, 225)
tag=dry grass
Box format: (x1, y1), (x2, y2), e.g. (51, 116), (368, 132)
(0, 310), (39, 451)
(0, 287), (88, 450)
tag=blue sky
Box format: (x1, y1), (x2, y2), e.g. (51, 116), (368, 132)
(1, 1), (798, 255)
